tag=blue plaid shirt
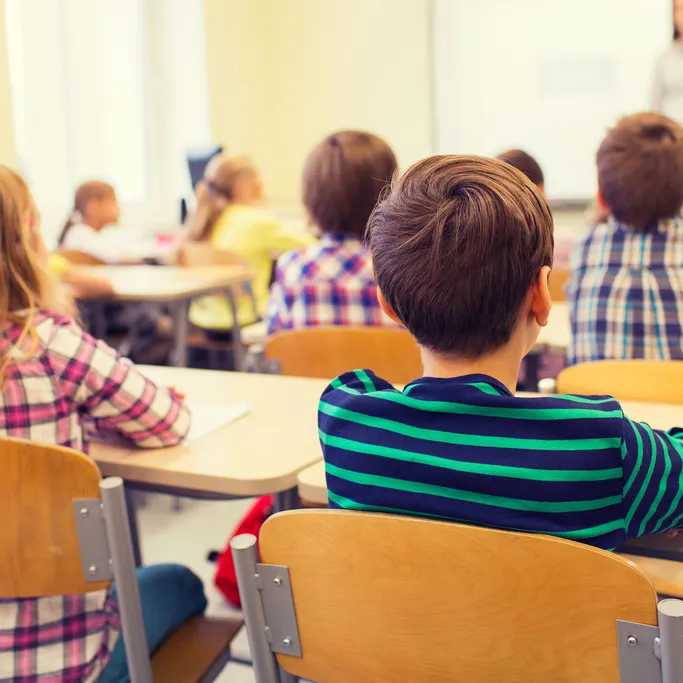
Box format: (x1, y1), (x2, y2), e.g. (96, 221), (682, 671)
(566, 216), (683, 365)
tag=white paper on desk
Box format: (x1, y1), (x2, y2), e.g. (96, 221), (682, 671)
(184, 400), (250, 443)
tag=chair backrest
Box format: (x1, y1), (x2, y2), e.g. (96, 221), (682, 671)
(248, 510), (659, 683)
(265, 327), (422, 385)
(0, 437), (154, 682)
(0, 437), (109, 597)
(549, 268), (570, 302)
(557, 360), (683, 404)
(177, 243), (247, 268)
(54, 248), (106, 266)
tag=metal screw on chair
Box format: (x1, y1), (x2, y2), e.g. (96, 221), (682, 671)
(627, 636), (638, 646)
(88, 565), (97, 575)
(283, 638), (292, 647)
(80, 507), (89, 517)
(273, 577), (282, 585)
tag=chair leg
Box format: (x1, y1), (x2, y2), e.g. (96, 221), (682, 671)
(231, 534), (280, 683)
(658, 599), (683, 683)
(101, 478), (154, 683)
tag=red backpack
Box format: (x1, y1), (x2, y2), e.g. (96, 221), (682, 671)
(214, 495), (274, 607)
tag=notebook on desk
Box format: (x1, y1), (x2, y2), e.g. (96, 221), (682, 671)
(184, 400), (250, 443)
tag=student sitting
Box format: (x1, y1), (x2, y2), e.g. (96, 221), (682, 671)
(566, 112), (683, 364)
(58, 181), (129, 263)
(318, 155), (683, 550)
(0, 167), (207, 683)
(496, 149), (545, 193)
(186, 154), (314, 339)
(265, 130), (398, 335)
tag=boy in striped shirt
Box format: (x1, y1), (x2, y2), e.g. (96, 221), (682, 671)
(318, 155), (683, 550)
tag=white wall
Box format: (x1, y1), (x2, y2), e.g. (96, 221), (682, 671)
(433, 0), (672, 201)
(0, 0), (15, 168)
(204, 0), (434, 206)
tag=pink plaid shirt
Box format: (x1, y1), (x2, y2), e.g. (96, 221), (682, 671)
(0, 311), (191, 682)
(264, 235), (396, 335)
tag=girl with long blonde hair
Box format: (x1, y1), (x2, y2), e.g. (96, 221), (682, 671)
(0, 167), (207, 683)
(186, 153), (315, 339)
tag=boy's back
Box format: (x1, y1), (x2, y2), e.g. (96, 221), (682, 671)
(318, 153), (683, 550)
(320, 369), (682, 550)
(567, 217), (683, 363)
(567, 113), (683, 364)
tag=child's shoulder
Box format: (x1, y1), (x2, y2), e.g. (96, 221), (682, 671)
(321, 370), (397, 401)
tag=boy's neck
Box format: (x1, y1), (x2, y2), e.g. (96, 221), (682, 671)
(421, 344), (524, 395)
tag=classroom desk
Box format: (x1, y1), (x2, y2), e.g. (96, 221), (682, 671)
(91, 367), (327, 563)
(81, 265), (254, 367)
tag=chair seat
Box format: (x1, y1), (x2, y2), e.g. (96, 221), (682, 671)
(151, 615), (243, 683)
(622, 554), (683, 598)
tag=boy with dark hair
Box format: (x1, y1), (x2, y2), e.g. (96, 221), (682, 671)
(566, 112), (683, 364)
(496, 149), (545, 193)
(318, 154), (683, 550)
(265, 130), (397, 334)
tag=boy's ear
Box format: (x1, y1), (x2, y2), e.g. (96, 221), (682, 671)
(377, 288), (403, 325)
(531, 266), (552, 327)
(596, 188), (609, 210)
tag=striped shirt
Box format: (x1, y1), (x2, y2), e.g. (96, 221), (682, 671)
(319, 370), (683, 550)
(566, 216), (683, 365)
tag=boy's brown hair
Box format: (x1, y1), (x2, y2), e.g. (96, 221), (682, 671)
(597, 112), (683, 229)
(369, 155), (554, 357)
(302, 130), (397, 238)
(496, 149), (544, 188)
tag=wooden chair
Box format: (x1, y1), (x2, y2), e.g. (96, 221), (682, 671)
(548, 268), (570, 302)
(557, 360), (683, 404)
(232, 509), (683, 683)
(265, 327), (422, 385)
(54, 248), (106, 266)
(0, 437), (241, 683)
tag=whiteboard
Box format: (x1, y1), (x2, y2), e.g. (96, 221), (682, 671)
(432, 0), (672, 201)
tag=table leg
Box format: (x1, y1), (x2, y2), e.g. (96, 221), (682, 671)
(525, 352), (541, 392)
(224, 287), (244, 371)
(124, 486), (143, 567)
(274, 487), (300, 513)
(172, 298), (190, 367)
(92, 303), (107, 340)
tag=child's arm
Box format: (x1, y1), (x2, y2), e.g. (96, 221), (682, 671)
(46, 318), (191, 447)
(60, 264), (114, 299)
(621, 416), (683, 538)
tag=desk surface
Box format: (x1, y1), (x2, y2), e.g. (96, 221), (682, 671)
(83, 265), (253, 302)
(297, 394), (683, 505)
(92, 368), (327, 496)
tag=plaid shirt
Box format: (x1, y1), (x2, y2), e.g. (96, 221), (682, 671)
(0, 311), (191, 682)
(566, 217), (683, 365)
(264, 235), (395, 335)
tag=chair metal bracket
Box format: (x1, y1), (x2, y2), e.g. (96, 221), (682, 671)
(73, 498), (114, 582)
(617, 620), (661, 683)
(256, 563), (302, 657)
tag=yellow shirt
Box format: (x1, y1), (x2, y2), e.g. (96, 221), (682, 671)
(48, 253), (70, 277)
(189, 205), (315, 330)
